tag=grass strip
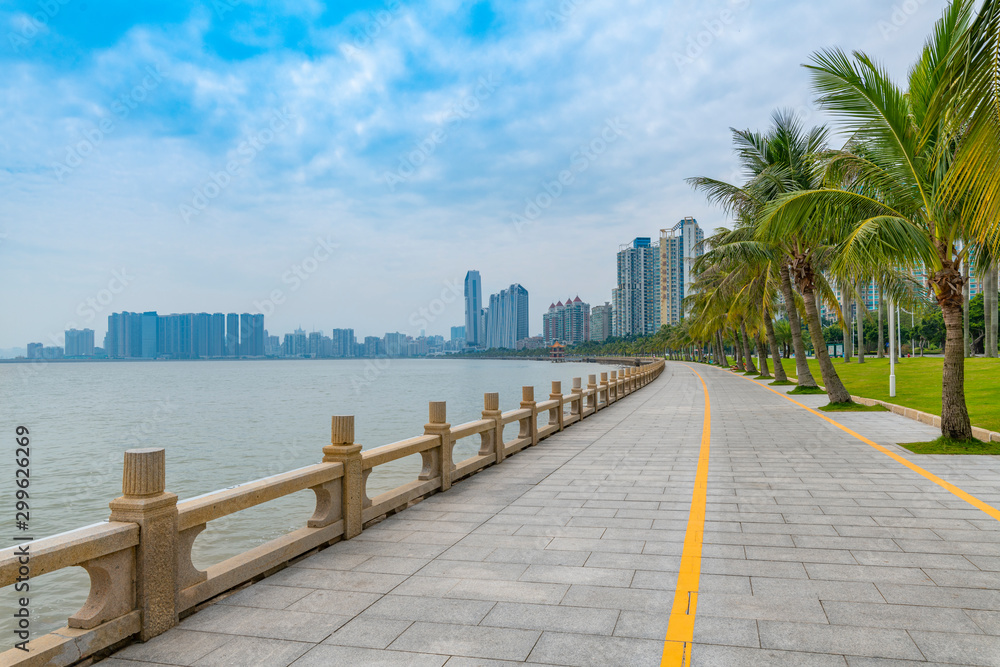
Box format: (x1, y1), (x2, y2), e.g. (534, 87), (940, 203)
(899, 436), (1000, 455)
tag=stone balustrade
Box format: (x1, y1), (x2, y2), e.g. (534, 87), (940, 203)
(0, 360), (665, 666)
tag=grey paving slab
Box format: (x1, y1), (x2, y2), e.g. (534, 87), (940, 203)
(389, 621), (540, 661)
(107, 363), (1000, 666)
(192, 636), (312, 667)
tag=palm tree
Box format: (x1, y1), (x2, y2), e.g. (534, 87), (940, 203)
(759, 0), (1000, 440)
(688, 111), (827, 390)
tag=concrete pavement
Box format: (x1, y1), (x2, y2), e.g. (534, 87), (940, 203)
(103, 362), (1000, 666)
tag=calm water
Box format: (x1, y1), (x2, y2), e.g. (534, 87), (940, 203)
(0, 358), (617, 639)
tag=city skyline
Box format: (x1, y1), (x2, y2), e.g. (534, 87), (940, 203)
(0, 1), (947, 350)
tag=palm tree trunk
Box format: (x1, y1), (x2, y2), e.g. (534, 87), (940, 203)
(779, 263), (818, 387)
(717, 331), (727, 366)
(798, 270), (852, 404)
(877, 296), (884, 358)
(763, 312), (788, 382)
(756, 335), (771, 378)
(932, 257), (973, 441)
(740, 322), (757, 374)
(963, 260), (971, 357)
(732, 329), (742, 368)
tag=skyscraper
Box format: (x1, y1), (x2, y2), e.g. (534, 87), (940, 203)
(484, 283), (529, 349)
(542, 297), (590, 344)
(251, 314), (265, 356)
(226, 313), (239, 357)
(660, 217), (705, 325)
(64, 328), (95, 357)
(450, 326), (465, 342)
(590, 302), (613, 342)
(210, 313), (226, 357)
(613, 238), (660, 337)
(193, 313), (211, 358)
(464, 270), (482, 348)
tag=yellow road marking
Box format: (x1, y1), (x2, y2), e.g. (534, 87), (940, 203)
(661, 365), (711, 667)
(743, 375), (1000, 523)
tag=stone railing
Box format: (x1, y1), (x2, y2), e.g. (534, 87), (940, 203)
(0, 360), (664, 666)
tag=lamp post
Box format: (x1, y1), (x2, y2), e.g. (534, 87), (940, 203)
(889, 300), (896, 397)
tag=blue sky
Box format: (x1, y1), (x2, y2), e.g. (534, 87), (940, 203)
(0, 0), (950, 350)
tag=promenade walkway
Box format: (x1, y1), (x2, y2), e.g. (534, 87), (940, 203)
(105, 362), (1000, 666)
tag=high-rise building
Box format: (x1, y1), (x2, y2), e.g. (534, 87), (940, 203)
(384, 332), (407, 357)
(192, 313), (211, 358)
(590, 302), (613, 342)
(105, 311), (143, 358)
(660, 217), (704, 325)
(613, 238), (660, 337)
(210, 313), (226, 357)
(251, 314), (265, 357)
(226, 313), (239, 357)
(464, 271), (482, 348)
(140, 312), (158, 358)
(364, 336), (384, 357)
(484, 283), (529, 349)
(450, 326), (465, 343)
(26, 342), (43, 359)
(64, 328), (95, 357)
(331, 329), (355, 358)
(542, 297), (590, 344)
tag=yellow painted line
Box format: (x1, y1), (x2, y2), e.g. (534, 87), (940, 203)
(742, 374), (1000, 523)
(661, 365), (711, 667)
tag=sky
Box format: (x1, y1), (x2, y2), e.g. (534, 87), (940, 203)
(0, 0), (952, 351)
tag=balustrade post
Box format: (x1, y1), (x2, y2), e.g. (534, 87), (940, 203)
(521, 386), (539, 446)
(424, 401), (454, 491)
(549, 381), (564, 431)
(599, 372), (609, 409)
(323, 416), (363, 540)
(571, 377), (582, 417)
(586, 374), (597, 414)
(108, 448), (177, 642)
(482, 392), (504, 463)
(610, 371), (619, 403)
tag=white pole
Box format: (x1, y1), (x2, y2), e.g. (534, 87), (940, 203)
(898, 304), (903, 358)
(889, 300), (896, 397)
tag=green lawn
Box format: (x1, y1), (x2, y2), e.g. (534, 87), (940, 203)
(778, 357), (1000, 433)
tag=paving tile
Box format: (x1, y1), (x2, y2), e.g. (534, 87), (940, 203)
(877, 583), (1000, 610)
(265, 566), (407, 593)
(519, 563), (634, 587)
(192, 636), (311, 667)
(360, 594), (495, 624)
(758, 620), (924, 660)
(440, 577), (568, 605)
(526, 631), (664, 667)
(178, 605), (349, 642)
(216, 584), (313, 610)
(352, 555), (434, 575)
(560, 584), (671, 613)
(485, 547), (590, 566)
(284, 589), (382, 616)
(389, 622), (540, 661)
(823, 600), (985, 633)
(322, 617), (413, 649)
(116, 629), (232, 665)
(697, 593), (828, 623)
(290, 644), (448, 666)
(910, 630), (1000, 666)
(481, 601), (619, 634)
